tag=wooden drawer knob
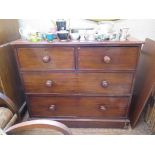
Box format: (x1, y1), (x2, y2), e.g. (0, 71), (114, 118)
(42, 55), (51, 63)
(49, 105), (55, 111)
(45, 80), (53, 87)
(101, 80), (109, 88)
(100, 105), (106, 111)
(103, 56), (111, 63)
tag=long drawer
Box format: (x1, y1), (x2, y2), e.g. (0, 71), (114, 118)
(22, 72), (134, 95)
(17, 47), (74, 70)
(28, 96), (129, 118)
(78, 47), (139, 70)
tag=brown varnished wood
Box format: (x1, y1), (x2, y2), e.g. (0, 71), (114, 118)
(29, 117), (129, 128)
(130, 38), (155, 127)
(17, 47), (74, 70)
(0, 79), (3, 92)
(11, 39), (143, 128)
(0, 45), (25, 109)
(78, 47), (139, 70)
(11, 39), (143, 47)
(0, 92), (18, 113)
(0, 19), (20, 45)
(59, 120), (129, 128)
(0, 20), (25, 113)
(5, 119), (72, 135)
(21, 72), (133, 95)
(62, 121), (126, 128)
(28, 96), (129, 118)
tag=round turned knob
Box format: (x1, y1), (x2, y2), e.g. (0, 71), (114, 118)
(49, 105), (55, 111)
(100, 105), (106, 111)
(45, 80), (53, 87)
(103, 56), (111, 63)
(101, 80), (109, 88)
(42, 55), (51, 63)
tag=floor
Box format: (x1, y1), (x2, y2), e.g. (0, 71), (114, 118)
(22, 112), (152, 135)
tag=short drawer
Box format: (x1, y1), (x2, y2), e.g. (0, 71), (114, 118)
(28, 96), (129, 118)
(17, 47), (74, 70)
(22, 72), (133, 95)
(78, 47), (139, 70)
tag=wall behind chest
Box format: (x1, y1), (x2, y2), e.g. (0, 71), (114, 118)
(19, 19), (155, 40)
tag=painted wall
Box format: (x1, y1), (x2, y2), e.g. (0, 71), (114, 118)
(18, 19), (97, 32)
(114, 19), (155, 40)
(19, 19), (155, 41)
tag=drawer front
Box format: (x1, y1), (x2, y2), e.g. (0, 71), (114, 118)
(28, 96), (129, 118)
(22, 72), (133, 95)
(17, 47), (74, 70)
(78, 47), (139, 70)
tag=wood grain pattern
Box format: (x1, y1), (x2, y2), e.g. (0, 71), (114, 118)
(78, 47), (139, 70)
(22, 72), (133, 95)
(17, 47), (74, 70)
(12, 40), (143, 128)
(28, 96), (129, 118)
(130, 38), (155, 127)
(0, 45), (25, 109)
(0, 19), (25, 113)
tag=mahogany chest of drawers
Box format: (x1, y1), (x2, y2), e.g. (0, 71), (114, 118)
(11, 40), (143, 128)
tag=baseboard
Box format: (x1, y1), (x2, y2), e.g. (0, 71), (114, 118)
(29, 117), (130, 128)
